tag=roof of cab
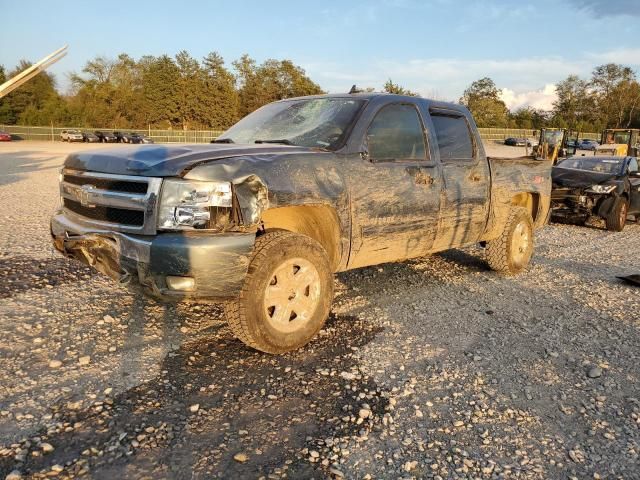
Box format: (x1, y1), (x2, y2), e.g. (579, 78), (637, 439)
(273, 92), (469, 113)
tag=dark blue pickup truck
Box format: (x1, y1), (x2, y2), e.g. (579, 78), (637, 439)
(51, 93), (551, 353)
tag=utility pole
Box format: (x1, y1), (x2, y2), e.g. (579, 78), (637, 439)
(0, 46), (68, 99)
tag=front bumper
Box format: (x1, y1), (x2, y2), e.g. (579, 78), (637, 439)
(51, 211), (255, 301)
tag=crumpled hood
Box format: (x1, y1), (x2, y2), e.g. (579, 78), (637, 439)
(552, 167), (617, 188)
(64, 143), (318, 177)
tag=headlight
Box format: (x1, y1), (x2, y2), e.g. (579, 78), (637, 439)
(158, 179), (233, 230)
(586, 184), (616, 194)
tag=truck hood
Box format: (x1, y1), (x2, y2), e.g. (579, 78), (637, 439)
(552, 167), (617, 188)
(64, 143), (318, 177)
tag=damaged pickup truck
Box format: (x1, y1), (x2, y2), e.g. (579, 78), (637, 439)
(51, 93), (551, 353)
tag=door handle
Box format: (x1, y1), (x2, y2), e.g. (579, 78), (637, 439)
(470, 174), (482, 182)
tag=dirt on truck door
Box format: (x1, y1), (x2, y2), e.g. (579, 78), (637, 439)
(347, 102), (441, 268)
(427, 109), (490, 250)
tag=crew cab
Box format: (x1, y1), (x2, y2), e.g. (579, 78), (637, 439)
(551, 155), (639, 231)
(51, 93), (551, 353)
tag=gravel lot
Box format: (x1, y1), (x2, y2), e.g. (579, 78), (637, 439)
(1, 141), (639, 480)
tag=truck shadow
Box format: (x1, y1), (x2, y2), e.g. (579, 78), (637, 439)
(0, 151), (60, 187)
(0, 308), (387, 479)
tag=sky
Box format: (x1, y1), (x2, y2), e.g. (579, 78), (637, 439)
(1, 0), (640, 111)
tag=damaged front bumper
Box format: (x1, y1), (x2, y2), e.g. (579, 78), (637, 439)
(51, 211), (255, 301)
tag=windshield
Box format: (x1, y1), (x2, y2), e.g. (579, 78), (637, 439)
(218, 97), (366, 149)
(556, 157), (623, 174)
(542, 130), (563, 146)
(603, 130), (630, 144)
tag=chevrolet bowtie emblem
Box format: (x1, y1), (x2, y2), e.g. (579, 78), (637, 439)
(78, 184), (96, 208)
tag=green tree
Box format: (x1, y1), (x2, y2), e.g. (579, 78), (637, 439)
(383, 79), (418, 96)
(509, 106), (548, 129)
(590, 63), (640, 128)
(234, 55), (323, 117)
(552, 75), (597, 131)
(460, 77), (509, 127)
(141, 55), (180, 128)
(202, 52), (239, 129)
(0, 60), (67, 125)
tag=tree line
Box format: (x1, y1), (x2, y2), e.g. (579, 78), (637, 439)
(460, 63), (640, 132)
(0, 52), (324, 130)
(1, 51), (639, 133)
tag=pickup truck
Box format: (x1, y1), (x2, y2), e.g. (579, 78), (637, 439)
(51, 93), (551, 353)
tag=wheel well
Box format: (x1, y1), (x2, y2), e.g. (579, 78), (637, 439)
(511, 192), (540, 221)
(259, 204), (342, 270)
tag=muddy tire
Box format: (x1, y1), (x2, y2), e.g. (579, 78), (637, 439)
(486, 207), (534, 275)
(224, 231), (334, 353)
(605, 197), (628, 232)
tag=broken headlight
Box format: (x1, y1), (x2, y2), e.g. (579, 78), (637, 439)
(158, 179), (233, 230)
(586, 184), (615, 194)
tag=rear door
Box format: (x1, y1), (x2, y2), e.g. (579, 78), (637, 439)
(347, 101), (441, 268)
(427, 109), (490, 250)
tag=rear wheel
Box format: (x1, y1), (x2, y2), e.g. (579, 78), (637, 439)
(486, 207), (534, 275)
(605, 197), (628, 232)
(224, 231), (334, 353)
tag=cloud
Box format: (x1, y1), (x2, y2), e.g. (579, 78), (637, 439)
(585, 47), (640, 66)
(304, 47), (640, 110)
(500, 84), (558, 111)
(565, 0), (640, 17)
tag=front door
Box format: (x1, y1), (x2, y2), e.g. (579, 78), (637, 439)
(427, 109), (490, 250)
(347, 102), (441, 269)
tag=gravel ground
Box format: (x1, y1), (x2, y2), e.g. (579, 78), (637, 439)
(0, 141), (639, 480)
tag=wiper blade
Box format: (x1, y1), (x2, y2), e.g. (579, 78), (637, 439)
(254, 139), (293, 145)
(212, 137), (234, 143)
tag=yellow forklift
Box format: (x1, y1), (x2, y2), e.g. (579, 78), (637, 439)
(595, 129), (640, 156)
(534, 128), (576, 164)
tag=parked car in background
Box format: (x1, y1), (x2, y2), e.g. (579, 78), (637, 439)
(129, 133), (154, 144)
(565, 139), (579, 148)
(0, 131), (11, 141)
(504, 137), (532, 147)
(113, 131), (139, 143)
(578, 139), (599, 151)
(551, 155), (639, 231)
(82, 131), (100, 143)
(95, 131), (118, 143)
(112, 131), (127, 143)
(60, 130), (84, 142)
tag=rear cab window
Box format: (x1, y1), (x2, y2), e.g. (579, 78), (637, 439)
(430, 111), (475, 161)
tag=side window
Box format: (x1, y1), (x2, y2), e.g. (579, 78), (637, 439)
(430, 113), (475, 161)
(366, 104), (427, 162)
(629, 157), (638, 173)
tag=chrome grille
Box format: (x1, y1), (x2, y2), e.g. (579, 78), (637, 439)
(60, 169), (162, 235)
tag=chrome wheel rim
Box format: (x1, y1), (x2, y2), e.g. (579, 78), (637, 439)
(511, 221), (531, 267)
(263, 258), (321, 333)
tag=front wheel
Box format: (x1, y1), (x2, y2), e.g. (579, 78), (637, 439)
(605, 197), (628, 232)
(225, 231), (334, 353)
(486, 207), (534, 275)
